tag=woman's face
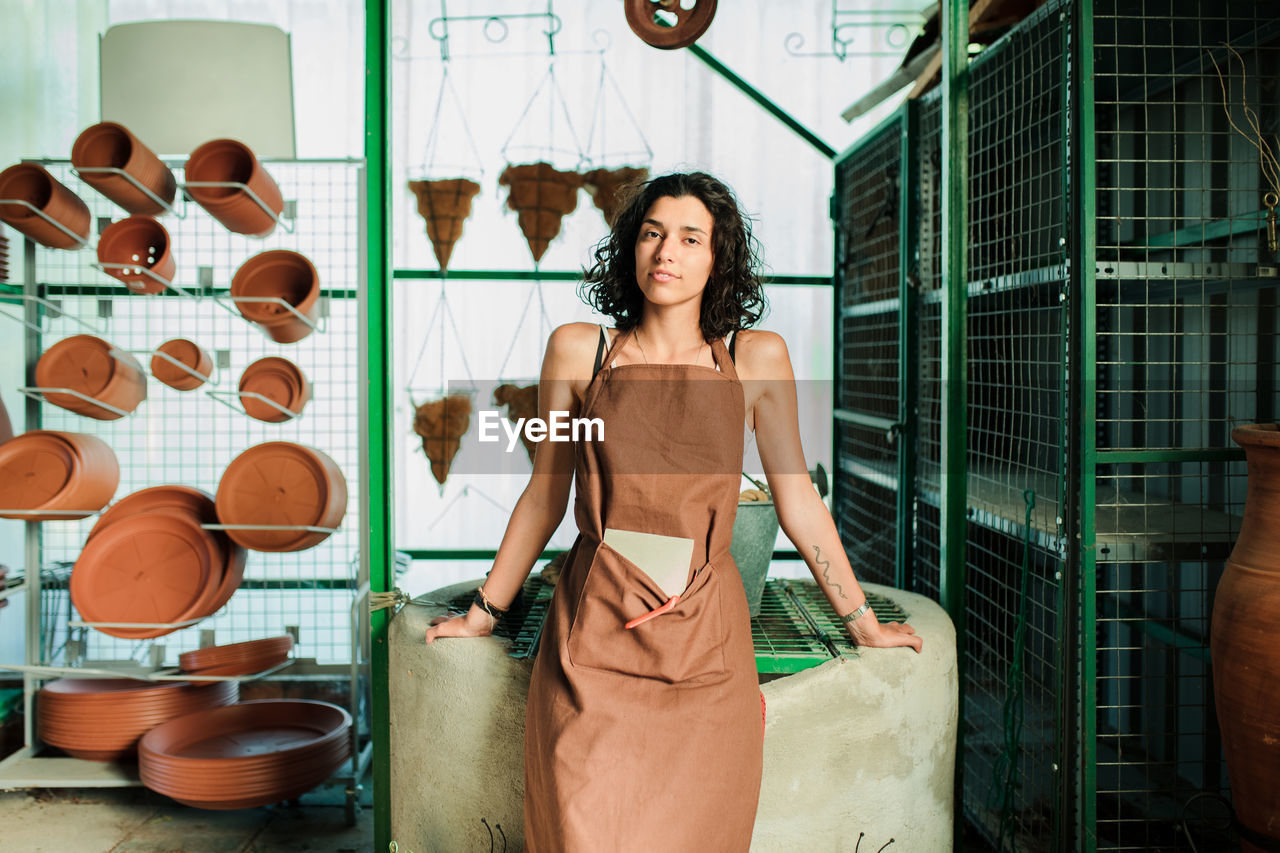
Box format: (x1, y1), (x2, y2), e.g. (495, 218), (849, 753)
(633, 194), (715, 308)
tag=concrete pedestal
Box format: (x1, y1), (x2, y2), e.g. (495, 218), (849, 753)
(389, 580), (957, 852)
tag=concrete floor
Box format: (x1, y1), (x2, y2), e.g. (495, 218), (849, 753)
(0, 782), (373, 853)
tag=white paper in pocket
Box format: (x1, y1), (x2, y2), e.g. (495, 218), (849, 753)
(602, 528), (696, 600)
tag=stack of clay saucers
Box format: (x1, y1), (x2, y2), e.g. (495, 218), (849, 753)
(0, 431), (119, 521)
(34, 335), (146, 419)
(178, 635), (293, 677)
(138, 699), (352, 809)
(215, 442), (347, 552)
(150, 339), (212, 391)
(38, 677), (239, 762)
(238, 357), (310, 422)
(72, 486), (246, 638)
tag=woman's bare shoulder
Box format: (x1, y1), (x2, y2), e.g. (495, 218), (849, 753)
(545, 322), (609, 379)
(733, 328), (792, 380)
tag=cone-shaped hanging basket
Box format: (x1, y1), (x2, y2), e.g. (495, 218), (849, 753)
(493, 383), (539, 463)
(499, 163), (584, 263)
(583, 167), (649, 227)
(413, 393), (472, 485)
(407, 178), (481, 273)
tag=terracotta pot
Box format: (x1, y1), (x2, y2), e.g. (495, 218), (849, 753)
(215, 442), (347, 552)
(184, 139), (283, 237)
(179, 635), (293, 674)
(34, 335), (147, 420)
(1212, 424), (1280, 852)
(150, 339), (212, 391)
(0, 163), (91, 250)
(237, 356), (310, 422)
(229, 250), (320, 343)
(0, 430), (118, 520)
(96, 216), (176, 294)
(498, 162), (584, 262)
(71, 122), (177, 216)
(407, 178), (481, 272)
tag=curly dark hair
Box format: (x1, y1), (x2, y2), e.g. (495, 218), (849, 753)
(578, 172), (767, 340)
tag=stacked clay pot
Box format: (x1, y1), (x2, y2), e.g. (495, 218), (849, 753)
(0, 163), (91, 250)
(230, 250), (320, 343)
(38, 678), (239, 762)
(139, 699), (351, 809)
(34, 335), (146, 420)
(184, 139), (283, 237)
(179, 636), (294, 677)
(215, 442), (347, 552)
(71, 122), (177, 216)
(96, 216), (176, 294)
(238, 357), (310, 422)
(72, 486), (247, 639)
(150, 339), (213, 391)
(0, 431), (119, 520)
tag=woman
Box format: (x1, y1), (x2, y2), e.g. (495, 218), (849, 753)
(425, 172), (923, 850)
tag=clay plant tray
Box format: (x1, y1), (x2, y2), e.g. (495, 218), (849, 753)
(138, 699), (352, 809)
(179, 635), (293, 675)
(0, 430), (119, 520)
(215, 443), (347, 552)
(88, 484), (245, 619)
(237, 357), (310, 422)
(39, 678), (238, 762)
(72, 512), (218, 639)
(34, 335), (147, 420)
(150, 339), (213, 391)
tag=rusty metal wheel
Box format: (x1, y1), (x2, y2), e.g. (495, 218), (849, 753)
(624, 0), (717, 50)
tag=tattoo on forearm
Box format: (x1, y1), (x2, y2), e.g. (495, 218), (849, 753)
(812, 544), (847, 600)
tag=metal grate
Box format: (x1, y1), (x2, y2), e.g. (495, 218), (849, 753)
(915, 90), (944, 603)
(452, 577), (909, 675)
(18, 159), (364, 669)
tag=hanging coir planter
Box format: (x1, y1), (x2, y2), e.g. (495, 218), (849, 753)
(499, 163), (584, 264)
(407, 178), (481, 273)
(71, 122), (177, 216)
(412, 393), (472, 485)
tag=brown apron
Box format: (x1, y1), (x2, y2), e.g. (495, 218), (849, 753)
(524, 326), (763, 851)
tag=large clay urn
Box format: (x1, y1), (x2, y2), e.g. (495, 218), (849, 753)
(1212, 423), (1280, 852)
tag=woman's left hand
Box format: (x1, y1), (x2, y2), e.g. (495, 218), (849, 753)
(844, 610), (923, 653)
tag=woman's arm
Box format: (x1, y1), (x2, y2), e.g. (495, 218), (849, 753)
(747, 331), (922, 653)
(424, 323), (585, 643)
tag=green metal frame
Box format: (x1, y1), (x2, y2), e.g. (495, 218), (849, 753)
(897, 99), (919, 591)
(364, 0), (392, 848)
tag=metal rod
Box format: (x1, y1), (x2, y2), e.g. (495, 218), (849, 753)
(70, 166), (184, 218)
(92, 261), (192, 298)
(17, 386), (132, 418)
(179, 181), (295, 233)
(0, 199), (90, 248)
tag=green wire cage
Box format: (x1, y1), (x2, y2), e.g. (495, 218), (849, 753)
(834, 0), (1278, 849)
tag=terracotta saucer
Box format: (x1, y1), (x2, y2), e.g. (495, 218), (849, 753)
(71, 513), (213, 639)
(179, 636), (293, 673)
(151, 339), (212, 391)
(215, 443), (331, 551)
(0, 432), (76, 517)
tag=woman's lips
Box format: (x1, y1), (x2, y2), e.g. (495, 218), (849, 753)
(650, 270), (678, 281)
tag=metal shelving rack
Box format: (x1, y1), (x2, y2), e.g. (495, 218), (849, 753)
(0, 158), (372, 824)
(834, 0), (1277, 849)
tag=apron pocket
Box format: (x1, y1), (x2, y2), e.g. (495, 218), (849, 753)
(566, 541), (726, 684)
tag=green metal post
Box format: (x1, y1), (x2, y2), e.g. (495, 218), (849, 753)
(941, 0), (968, 843)
(365, 0), (393, 848)
(1074, 1), (1099, 849)
(897, 99), (918, 591)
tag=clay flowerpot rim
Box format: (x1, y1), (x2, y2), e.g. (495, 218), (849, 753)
(1232, 423), (1280, 448)
(71, 122), (178, 216)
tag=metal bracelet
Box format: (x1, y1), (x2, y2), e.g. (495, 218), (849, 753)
(840, 600), (873, 624)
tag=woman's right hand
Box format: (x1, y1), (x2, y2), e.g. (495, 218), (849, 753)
(424, 605), (497, 644)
